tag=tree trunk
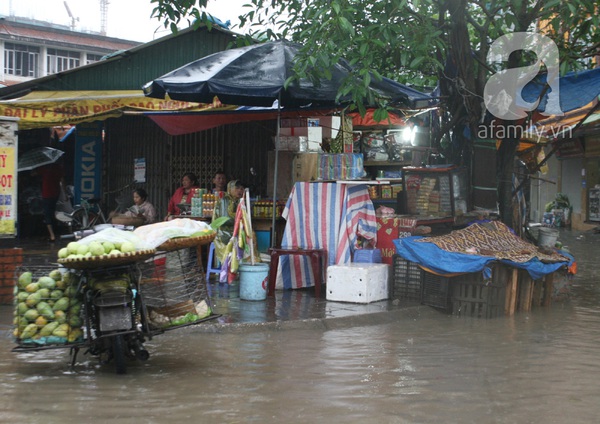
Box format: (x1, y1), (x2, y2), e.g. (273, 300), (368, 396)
(496, 138), (519, 230)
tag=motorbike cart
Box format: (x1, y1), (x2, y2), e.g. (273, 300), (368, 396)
(12, 234), (218, 374)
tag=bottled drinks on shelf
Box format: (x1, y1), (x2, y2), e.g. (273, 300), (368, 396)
(252, 200), (286, 218)
(202, 193), (216, 217)
(191, 188), (205, 217)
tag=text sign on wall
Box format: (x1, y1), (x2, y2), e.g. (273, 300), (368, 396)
(0, 119), (18, 237)
(73, 121), (103, 205)
(134, 158), (146, 183)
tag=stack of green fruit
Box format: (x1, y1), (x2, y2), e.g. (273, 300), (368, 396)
(58, 240), (138, 261)
(13, 268), (84, 345)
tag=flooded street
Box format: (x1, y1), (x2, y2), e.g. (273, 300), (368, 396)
(1, 228), (599, 423)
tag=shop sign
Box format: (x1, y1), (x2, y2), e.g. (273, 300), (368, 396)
(73, 122), (102, 205)
(0, 118), (18, 236)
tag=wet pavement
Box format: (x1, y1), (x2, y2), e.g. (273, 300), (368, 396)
(1, 226), (597, 332)
(0, 235), (414, 332)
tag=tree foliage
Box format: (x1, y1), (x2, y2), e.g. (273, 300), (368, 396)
(151, 0), (599, 227)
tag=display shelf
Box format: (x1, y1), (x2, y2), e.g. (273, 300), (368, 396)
(402, 166), (469, 217)
(364, 160), (411, 167)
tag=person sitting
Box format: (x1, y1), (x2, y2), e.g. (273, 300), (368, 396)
(123, 188), (157, 225)
(212, 180), (245, 260)
(212, 170), (227, 194)
(165, 172), (200, 220)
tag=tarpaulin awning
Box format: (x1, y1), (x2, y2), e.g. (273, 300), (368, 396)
(348, 109), (406, 128)
(0, 90), (237, 130)
(145, 107), (340, 136)
(524, 67), (600, 116)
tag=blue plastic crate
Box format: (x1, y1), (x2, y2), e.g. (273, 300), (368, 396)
(353, 249), (382, 263)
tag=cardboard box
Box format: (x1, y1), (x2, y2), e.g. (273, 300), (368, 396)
(313, 116), (341, 139)
(273, 135), (308, 152)
(326, 263), (389, 303)
(280, 126), (323, 142)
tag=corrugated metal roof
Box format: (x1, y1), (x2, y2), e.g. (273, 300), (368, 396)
(0, 17), (139, 52)
(0, 23), (239, 99)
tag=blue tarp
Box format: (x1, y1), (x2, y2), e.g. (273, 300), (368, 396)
(523, 67), (600, 115)
(393, 236), (573, 281)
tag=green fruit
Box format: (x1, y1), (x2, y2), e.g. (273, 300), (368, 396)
(40, 321), (60, 337)
(18, 272), (32, 289)
(54, 310), (67, 324)
(25, 292), (42, 307)
(24, 308), (40, 322)
(77, 244), (89, 255)
(49, 269), (62, 281)
(21, 323), (38, 339)
(17, 291), (29, 302)
(67, 241), (81, 255)
(38, 276), (56, 290)
(102, 241), (115, 254)
(58, 248), (69, 259)
(25, 282), (40, 293)
(69, 315), (82, 327)
(120, 241), (136, 253)
(17, 302), (29, 315)
(69, 303), (81, 316)
(37, 288), (50, 299)
(50, 289), (64, 300)
(52, 323), (70, 338)
(36, 301), (55, 320)
(52, 297), (70, 312)
(89, 241), (105, 256)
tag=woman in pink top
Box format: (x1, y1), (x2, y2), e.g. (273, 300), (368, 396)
(165, 172), (199, 220)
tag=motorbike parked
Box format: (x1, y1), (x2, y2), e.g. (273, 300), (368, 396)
(76, 265), (151, 374)
(13, 246), (218, 374)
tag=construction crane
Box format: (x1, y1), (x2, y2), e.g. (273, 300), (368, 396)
(63, 1), (79, 31)
(100, 0), (109, 36)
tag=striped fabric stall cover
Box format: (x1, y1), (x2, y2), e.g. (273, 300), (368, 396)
(276, 182), (377, 290)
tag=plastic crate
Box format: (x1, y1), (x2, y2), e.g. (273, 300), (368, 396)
(353, 248), (382, 263)
(450, 270), (506, 319)
(421, 271), (452, 311)
(390, 254), (422, 301)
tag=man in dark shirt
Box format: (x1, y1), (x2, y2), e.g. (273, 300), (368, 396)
(34, 163), (64, 242)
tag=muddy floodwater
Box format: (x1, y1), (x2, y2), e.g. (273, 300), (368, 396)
(1, 229), (599, 423)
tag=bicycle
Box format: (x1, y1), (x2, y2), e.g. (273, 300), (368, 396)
(56, 198), (109, 239)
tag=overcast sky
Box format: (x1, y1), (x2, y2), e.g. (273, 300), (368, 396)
(0, 0), (251, 42)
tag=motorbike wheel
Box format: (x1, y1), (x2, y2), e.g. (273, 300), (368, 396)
(112, 335), (127, 374)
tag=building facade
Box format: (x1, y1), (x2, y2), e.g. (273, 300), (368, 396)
(0, 16), (139, 87)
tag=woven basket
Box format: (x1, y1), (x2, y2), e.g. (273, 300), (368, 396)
(58, 249), (156, 270)
(111, 215), (146, 227)
(157, 233), (216, 252)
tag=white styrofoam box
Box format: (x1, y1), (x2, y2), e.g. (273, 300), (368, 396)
(306, 140), (322, 152)
(326, 263), (389, 303)
(280, 126), (323, 142)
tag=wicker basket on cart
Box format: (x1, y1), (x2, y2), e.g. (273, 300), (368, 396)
(139, 248), (214, 329)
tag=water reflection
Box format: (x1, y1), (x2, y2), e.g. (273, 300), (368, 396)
(1, 229), (599, 422)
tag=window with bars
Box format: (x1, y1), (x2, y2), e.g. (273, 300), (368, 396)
(47, 48), (80, 74)
(4, 43), (40, 77)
